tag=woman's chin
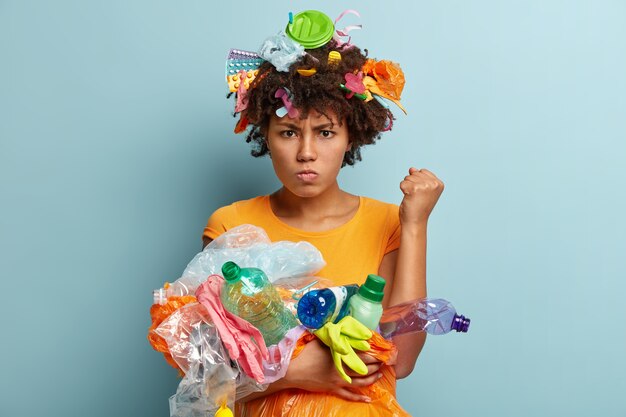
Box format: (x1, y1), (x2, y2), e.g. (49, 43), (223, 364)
(284, 184), (324, 199)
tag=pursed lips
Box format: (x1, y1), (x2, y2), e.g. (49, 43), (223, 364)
(296, 170), (318, 181)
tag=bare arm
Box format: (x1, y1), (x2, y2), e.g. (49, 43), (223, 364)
(378, 227), (428, 379)
(378, 167), (444, 379)
(238, 338), (382, 403)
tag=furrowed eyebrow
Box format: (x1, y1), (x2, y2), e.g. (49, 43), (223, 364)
(275, 122), (301, 130)
(274, 122), (336, 130)
(313, 123), (335, 130)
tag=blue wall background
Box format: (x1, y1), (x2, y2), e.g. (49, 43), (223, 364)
(1, 1), (625, 416)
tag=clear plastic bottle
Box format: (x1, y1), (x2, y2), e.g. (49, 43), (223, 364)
(296, 285), (359, 329)
(220, 261), (298, 346)
(379, 298), (470, 338)
(347, 274), (386, 330)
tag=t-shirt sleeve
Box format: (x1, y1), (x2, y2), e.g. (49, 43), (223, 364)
(202, 204), (237, 242)
(384, 204), (401, 254)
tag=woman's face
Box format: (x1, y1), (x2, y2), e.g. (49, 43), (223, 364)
(266, 110), (351, 198)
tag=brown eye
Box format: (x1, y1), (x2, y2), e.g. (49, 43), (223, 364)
(320, 130), (335, 138)
(281, 130), (297, 138)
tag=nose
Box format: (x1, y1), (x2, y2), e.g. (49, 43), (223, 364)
(296, 133), (317, 162)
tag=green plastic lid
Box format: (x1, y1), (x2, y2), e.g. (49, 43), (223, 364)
(285, 10), (335, 49)
(358, 274), (386, 303)
(222, 261), (241, 282)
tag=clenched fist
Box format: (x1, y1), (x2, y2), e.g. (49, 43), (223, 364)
(399, 167), (444, 227)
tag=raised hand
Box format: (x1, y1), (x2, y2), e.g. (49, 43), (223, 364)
(399, 167), (444, 227)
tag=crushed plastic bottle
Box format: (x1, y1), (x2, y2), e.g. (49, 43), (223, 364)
(379, 298), (470, 338)
(220, 261), (298, 346)
(296, 285), (359, 329)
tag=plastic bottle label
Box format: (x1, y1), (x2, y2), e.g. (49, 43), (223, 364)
(327, 286), (349, 323)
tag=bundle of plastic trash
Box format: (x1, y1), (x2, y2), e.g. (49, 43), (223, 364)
(149, 225), (331, 416)
(148, 224), (470, 417)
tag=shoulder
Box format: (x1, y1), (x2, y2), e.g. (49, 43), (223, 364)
(233, 195), (268, 211)
(359, 196), (400, 247)
(210, 195), (267, 219)
(204, 195), (268, 241)
(361, 197), (400, 236)
(360, 196), (399, 217)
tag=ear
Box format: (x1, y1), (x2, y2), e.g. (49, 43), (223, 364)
(260, 125), (269, 148)
(345, 140), (353, 152)
(265, 139), (271, 155)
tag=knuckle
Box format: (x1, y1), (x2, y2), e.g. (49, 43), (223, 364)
(349, 378), (365, 387)
(362, 375), (377, 386)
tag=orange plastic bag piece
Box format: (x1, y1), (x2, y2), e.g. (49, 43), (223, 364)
(236, 332), (410, 417)
(361, 59), (405, 101)
(147, 295), (197, 375)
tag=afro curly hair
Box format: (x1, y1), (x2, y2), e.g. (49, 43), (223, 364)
(236, 40), (395, 167)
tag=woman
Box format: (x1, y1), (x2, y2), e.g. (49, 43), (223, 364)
(203, 11), (444, 412)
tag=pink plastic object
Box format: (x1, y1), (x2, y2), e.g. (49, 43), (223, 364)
(275, 88), (300, 119)
(195, 275), (269, 383)
(262, 325), (306, 383)
(235, 70), (250, 113)
(344, 71), (366, 98)
(333, 9), (362, 47)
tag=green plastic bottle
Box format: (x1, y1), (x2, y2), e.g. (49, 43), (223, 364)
(348, 274), (386, 330)
(220, 261), (298, 346)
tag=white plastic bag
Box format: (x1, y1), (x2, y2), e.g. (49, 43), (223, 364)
(156, 303), (243, 416)
(168, 225), (325, 297)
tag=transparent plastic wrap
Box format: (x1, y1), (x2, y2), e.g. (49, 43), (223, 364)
(148, 225), (337, 415)
(148, 295), (198, 373)
(273, 276), (335, 316)
(155, 303), (265, 416)
(165, 225), (325, 297)
(258, 31), (306, 72)
(155, 302), (302, 416)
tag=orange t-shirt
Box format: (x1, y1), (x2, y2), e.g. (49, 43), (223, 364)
(202, 195), (401, 286)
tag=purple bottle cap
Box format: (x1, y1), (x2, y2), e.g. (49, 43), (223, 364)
(451, 314), (470, 332)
